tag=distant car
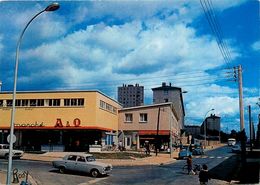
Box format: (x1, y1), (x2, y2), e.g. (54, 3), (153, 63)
(192, 147), (204, 155)
(0, 144), (24, 159)
(231, 145), (241, 153)
(178, 148), (192, 159)
(228, 138), (236, 146)
(52, 153), (112, 177)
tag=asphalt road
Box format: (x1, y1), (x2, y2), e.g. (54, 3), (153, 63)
(0, 146), (234, 185)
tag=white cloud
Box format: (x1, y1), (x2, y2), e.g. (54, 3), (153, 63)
(1, 1), (250, 132)
(252, 41), (260, 51)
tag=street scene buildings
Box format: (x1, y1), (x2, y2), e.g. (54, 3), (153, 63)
(0, 1), (259, 185)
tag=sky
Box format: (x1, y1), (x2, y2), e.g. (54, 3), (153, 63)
(0, 0), (259, 135)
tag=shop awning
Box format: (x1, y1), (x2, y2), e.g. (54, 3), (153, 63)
(139, 130), (170, 135)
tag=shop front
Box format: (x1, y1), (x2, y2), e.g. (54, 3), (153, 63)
(0, 90), (120, 151)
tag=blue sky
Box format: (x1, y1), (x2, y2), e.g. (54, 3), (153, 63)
(0, 1), (259, 134)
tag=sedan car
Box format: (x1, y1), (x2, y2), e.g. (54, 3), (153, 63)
(178, 148), (192, 159)
(192, 147), (204, 155)
(0, 144), (24, 159)
(52, 153), (112, 177)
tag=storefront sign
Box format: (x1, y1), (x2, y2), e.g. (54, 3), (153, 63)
(14, 122), (45, 127)
(55, 118), (81, 127)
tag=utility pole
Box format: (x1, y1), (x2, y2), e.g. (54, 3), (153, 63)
(238, 65), (245, 131)
(248, 105), (252, 151)
(156, 107), (161, 156)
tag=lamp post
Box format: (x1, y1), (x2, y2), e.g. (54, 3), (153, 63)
(203, 108), (214, 148)
(6, 3), (59, 185)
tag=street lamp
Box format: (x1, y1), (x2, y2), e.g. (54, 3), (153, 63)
(203, 108), (214, 148)
(6, 3), (59, 185)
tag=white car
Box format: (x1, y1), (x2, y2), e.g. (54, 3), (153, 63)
(52, 153), (112, 177)
(0, 144), (24, 159)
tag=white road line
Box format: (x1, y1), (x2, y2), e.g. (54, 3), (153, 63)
(78, 177), (108, 185)
(217, 156), (222, 159)
(209, 156), (215, 159)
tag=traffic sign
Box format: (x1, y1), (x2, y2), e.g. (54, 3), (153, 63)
(7, 134), (16, 144)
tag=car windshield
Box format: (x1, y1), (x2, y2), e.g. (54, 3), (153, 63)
(86, 156), (96, 162)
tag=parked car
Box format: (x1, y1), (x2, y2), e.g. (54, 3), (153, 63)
(0, 144), (24, 159)
(231, 144), (241, 153)
(52, 153), (112, 177)
(192, 147), (204, 155)
(178, 148), (192, 159)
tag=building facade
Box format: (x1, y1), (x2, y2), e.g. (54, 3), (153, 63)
(118, 103), (180, 150)
(117, 84), (144, 108)
(184, 125), (201, 138)
(201, 114), (221, 140)
(152, 82), (185, 132)
(0, 90), (121, 151)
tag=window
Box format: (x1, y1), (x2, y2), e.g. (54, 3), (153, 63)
(15, 100), (21, 106)
(71, 99), (77, 106)
(0, 100), (3, 107)
(164, 90), (168, 95)
(125, 113), (133, 123)
(49, 99), (60, 106)
(22, 100), (28, 106)
(77, 156), (86, 162)
(7, 100), (12, 107)
(86, 156), (96, 162)
(37, 99), (44, 106)
(140, 113), (148, 122)
(164, 98), (168, 102)
(53, 99), (60, 106)
(30, 99), (36, 106)
(112, 107), (117, 114)
(64, 99), (70, 106)
(100, 100), (106, 109)
(67, 155), (77, 161)
(78, 98), (84, 106)
(49, 99), (52, 106)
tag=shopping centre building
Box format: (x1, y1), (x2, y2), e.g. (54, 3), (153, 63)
(0, 90), (121, 151)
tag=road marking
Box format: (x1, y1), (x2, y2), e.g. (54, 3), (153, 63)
(78, 177), (108, 185)
(193, 155), (230, 159)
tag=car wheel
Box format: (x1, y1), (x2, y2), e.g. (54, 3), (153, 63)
(90, 169), (99, 178)
(59, 167), (66, 174)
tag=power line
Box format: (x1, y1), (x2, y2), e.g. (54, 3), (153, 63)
(200, 0), (233, 69)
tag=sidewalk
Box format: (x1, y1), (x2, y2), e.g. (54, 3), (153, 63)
(0, 170), (37, 185)
(21, 151), (178, 166)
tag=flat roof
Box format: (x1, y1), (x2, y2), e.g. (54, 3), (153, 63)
(119, 102), (174, 111)
(0, 90), (120, 105)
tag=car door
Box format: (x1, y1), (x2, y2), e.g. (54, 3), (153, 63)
(65, 155), (77, 171)
(75, 156), (88, 173)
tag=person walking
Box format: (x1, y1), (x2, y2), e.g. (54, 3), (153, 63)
(186, 155), (193, 175)
(199, 164), (211, 185)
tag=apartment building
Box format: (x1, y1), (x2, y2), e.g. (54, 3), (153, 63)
(118, 103), (180, 150)
(117, 84), (144, 108)
(152, 82), (185, 133)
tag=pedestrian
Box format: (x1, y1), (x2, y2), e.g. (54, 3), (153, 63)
(118, 141), (123, 151)
(144, 142), (150, 155)
(186, 155), (193, 175)
(199, 164), (211, 185)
